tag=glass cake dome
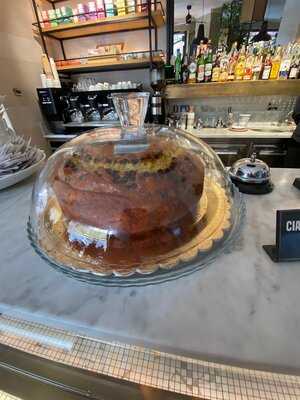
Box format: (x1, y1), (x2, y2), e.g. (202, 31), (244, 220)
(28, 92), (244, 286)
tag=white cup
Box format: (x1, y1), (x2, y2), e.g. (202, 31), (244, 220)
(238, 114), (251, 128)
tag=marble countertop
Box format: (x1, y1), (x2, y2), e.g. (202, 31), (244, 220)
(186, 127), (294, 139)
(1, 169), (300, 372)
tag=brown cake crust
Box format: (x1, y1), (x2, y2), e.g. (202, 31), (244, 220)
(49, 137), (205, 267)
(53, 138), (204, 234)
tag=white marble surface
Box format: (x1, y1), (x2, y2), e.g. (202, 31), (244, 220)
(1, 170), (300, 372)
(186, 127), (294, 139)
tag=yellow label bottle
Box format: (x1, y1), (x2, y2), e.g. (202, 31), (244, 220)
(234, 45), (246, 80)
(270, 47), (282, 80)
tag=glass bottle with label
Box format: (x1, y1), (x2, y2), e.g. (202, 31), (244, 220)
(211, 54), (221, 82)
(227, 42), (238, 81)
(261, 54), (272, 80)
(181, 56), (189, 84)
(288, 56), (299, 79)
(187, 52), (197, 84)
(219, 54), (229, 82)
(243, 46), (254, 80)
(175, 49), (182, 83)
(279, 45), (292, 80)
(234, 45), (246, 80)
(196, 47), (205, 83)
(204, 48), (213, 82)
(269, 46), (282, 79)
(252, 51), (263, 81)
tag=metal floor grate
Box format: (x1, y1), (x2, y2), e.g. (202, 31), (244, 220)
(0, 314), (299, 399)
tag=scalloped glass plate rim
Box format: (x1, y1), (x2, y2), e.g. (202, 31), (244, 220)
(27, 186), (245, 287)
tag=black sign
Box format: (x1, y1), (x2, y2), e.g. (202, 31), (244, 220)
(263, 209), (300, 262)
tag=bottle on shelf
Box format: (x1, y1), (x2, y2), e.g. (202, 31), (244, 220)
(186, 106), (195, 130)
(88, 1), (98, 20)
(96, 0), (106, 18)
(181, 56), (189, 84)
(136, 0), (148, 13)
(116, 0), (126, 15)
(289, 55), (299, 79)
(196, 45), (205, 83)
(175, 49), (182, 83)
(269, 46), (282, 80)
(77, 3), (89, 21)
(55, 8), (63, 24)
(211, 54), (220, 82)
(72, 8), (79, 23)
(151, 68), (165, 124)
(279, 44), (292, 80)
(104, 0), (116, 16)
(204, 47), (213, 82)
(252, 48), (263, 80)
(41, 10), (51, 28)
(187, 51), (197, 84)
(234, 44), (246, 80)
(48, 9), (59, 26)
(261, 53), (272, 80)
(243, 45), (254, 80)
(219, 52), (229, 82)
(127, 0), (136, 14)
(227, 42), (238, 81)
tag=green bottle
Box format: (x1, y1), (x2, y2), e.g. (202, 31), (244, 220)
(197, 49), (205, 82)
(175, 49), (182, 83)
(204, 49), (213, 82)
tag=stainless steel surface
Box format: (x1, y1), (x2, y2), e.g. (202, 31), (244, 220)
(229, 153), (271, 184)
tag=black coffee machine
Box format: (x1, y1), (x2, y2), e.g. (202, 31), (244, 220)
(37, 88), (142, 136)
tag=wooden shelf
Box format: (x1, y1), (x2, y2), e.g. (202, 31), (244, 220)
(166, 80), (300, 99)
(41, 10), (165, 40)
(56, 55), (164, 73)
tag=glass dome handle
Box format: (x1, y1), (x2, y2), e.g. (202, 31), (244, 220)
(111, 92), (150, 135)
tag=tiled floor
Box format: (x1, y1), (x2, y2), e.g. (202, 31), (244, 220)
(0, 314), (299, 399)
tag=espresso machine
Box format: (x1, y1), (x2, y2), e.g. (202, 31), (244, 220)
(37, 87), (145, 136)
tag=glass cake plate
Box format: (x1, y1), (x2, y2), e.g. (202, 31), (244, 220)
(28, 92), (245, 287)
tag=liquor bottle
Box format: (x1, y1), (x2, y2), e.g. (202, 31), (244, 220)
(181, 56), (189, 84)
(279, 45), (292, 79)
(270, 46), (282, 79)
(243, 46), (254, 80)
(252, 51), (263, 80)
(204, 48), (213, 82)
(219, 53), (229, 82)
(175, 49), (182, 83)
(227, 42), (238, 81)
(211, 54), (221, 82)
(261, 54), (272, 80)
(235, 45), (246, 80)
(289, 56), (299, 79)
(187, 52), (197, 84)
(196, 47), (205, 83)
